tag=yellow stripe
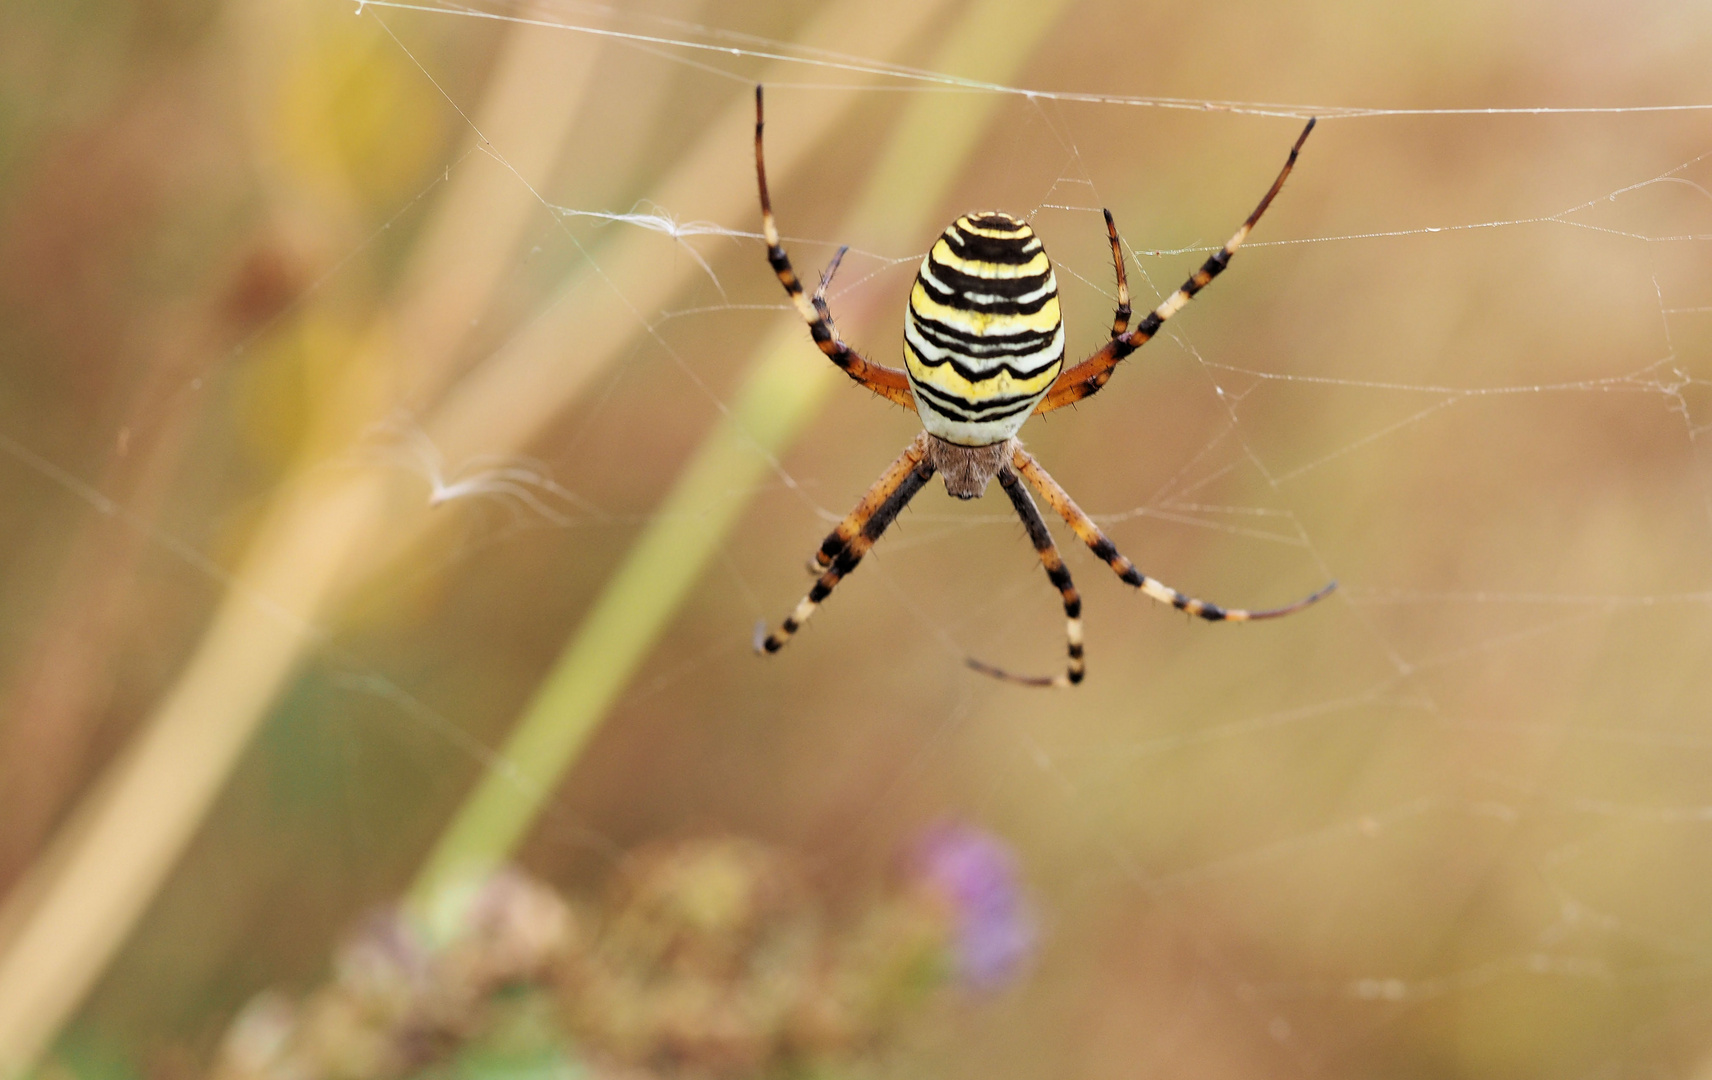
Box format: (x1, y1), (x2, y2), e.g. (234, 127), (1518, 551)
(904, 341), (1060, 402)
(910, 282), (1060, 336)
(930, 239), (1050, 280)
(955, 215), (1032, 238)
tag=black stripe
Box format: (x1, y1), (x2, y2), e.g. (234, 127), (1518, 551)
(916, 269), (1054, 317)
(942, 227), (1039, 265)
(860, 463), (934, 541)
(965, 213), (1028, 232)
(911, 379), (1045, 411)
(910, 380), (1043, 422)
(914, 395), (1033, 426)
(923, 256), (1052, 301)
(903, 325), (1061, 379)
(1004, 474), (1056, 549)
(917, 398), (1037, 426)
(907, 338), (1061, 384)
(910, 315), (1058, 358)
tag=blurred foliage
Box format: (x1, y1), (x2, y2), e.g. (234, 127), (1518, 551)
(212, 834), (1028, 1080)
(273, 29), (445, 206)
(3, 0), (1712, 1077)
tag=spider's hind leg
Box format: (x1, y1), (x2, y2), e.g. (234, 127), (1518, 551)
(754, 85), (916, 411)
(1103, 208), (1132, 339)
(1035, 118), (1316, 416)
(811, 245), (848, 334)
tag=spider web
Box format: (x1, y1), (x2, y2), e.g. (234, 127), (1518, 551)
(4, 0), (1712, 1076)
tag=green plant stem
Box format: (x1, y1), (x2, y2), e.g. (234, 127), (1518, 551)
(409, 0), (1076, 910)
(411, 322), (834, 909)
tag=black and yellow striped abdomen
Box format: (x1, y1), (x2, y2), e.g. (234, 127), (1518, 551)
(903, 213), (1064, 446)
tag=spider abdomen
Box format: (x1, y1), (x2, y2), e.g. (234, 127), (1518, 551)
(903, 213), (1064, 446)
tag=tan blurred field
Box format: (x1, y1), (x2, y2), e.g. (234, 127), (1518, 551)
(4, 0), (1712, 1076)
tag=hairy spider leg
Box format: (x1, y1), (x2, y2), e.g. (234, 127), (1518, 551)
(756, 438), (937, 654)
(1103, 208), (1132, 339)
(965, 468), (1086, 688)
(1037, 118), (1316, 415)
(807, 433), (933, 572)
(1011, 446), (1336, 621)
(812, 244), (848, 332)
(755, 85), (916, 410)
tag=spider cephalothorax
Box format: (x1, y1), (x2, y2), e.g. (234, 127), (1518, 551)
(922, 438), (1011, 501)
(751, 86), (1334, 686)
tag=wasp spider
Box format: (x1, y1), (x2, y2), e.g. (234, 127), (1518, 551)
(752, 86), (1334, 687)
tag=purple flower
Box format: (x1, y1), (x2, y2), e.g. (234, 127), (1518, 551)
(335, 908), (433, 1003)
(911, 823), (1034, 990)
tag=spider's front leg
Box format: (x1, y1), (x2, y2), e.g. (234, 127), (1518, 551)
(801, 432), (931, 575)
(756, 435), (937, 654)
(1010, 446), (1335, 621)
(965, 468), (1086, 688)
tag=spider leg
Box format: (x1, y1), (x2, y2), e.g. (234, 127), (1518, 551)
(965, 469), (1085, 688)
(1037, 118), (1316, 415)
(757, 437), (937, 654)
(807, 433), (931, 572)
(1011, 447), (1335, 621)
(812, 244), (848, 333)
(755, 86), (917, 411)
(1104, 208), (1131, 339)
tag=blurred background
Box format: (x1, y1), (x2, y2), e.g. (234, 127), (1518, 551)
(3, 0), (1712, 1076)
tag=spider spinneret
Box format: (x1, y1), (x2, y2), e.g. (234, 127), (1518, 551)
(751, 85), (1334, 687)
